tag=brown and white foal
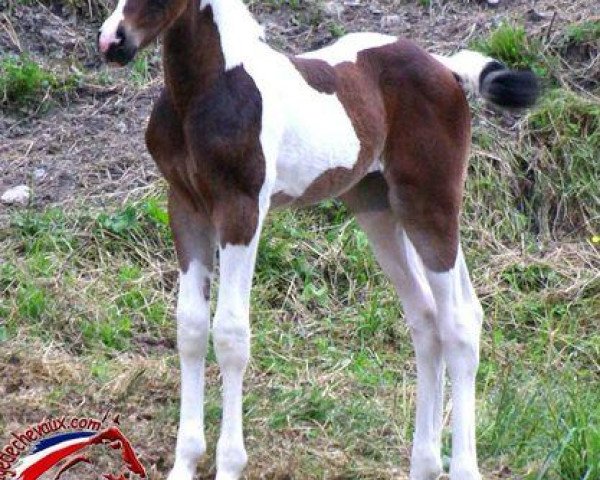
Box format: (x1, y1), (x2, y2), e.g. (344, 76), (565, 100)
(98, 0), (538, 478)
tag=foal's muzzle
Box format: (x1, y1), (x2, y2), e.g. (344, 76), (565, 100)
(98, 25), (138, 66)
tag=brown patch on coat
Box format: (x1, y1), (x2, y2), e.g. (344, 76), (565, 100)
(270, 191), (295, 209)
(332, 59), (387, 185)
(162, 5), (226, 116)
(121, 0), (188, 50)
(146, 5), (265, 250)
(339, 172), (390, 213)
(360, 39), (471, 271)
(289, 57), (338, 94)
(168, 189), (215, 275)
(184, 65), (265, 247)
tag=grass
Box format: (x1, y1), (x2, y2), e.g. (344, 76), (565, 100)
(525, 88), (600, 237)
(472, 22), (540, 69)
(0, 54), (81, 110)
(0, 55), (57, 104)
(0, 42), (159, 113)
(564, 19), (600, 44)
(470, 22), (558, 79)
(1, 185), (598, 478)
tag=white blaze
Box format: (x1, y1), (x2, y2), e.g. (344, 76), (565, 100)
(98, 0), (127, 53)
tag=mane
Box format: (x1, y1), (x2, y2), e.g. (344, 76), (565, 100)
(200, 0), (265, 69)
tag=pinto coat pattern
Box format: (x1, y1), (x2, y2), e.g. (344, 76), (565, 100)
(98, 0), (538, 479)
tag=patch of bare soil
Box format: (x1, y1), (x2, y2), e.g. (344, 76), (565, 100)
(1, 84), (160, 207)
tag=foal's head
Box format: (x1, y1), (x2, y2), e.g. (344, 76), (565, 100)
(98, 0), (187, 65)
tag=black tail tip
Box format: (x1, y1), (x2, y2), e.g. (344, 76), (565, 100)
(480, 61), (540, 109)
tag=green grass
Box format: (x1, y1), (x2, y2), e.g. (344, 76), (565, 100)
(1, 186), (598, 478)
(0, 54), (80, 110)
(525, 88), (600, 237)
(564, 19), (600, 44)
(471, 22), (549, 76)
(1, 200), (173, 351)
(129, 49), (161, 85)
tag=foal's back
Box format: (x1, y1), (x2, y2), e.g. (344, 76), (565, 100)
(256, 33), (469, 219)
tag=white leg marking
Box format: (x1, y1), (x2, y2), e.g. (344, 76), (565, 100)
(213, 172), (273, 480)
(168, 260), (211, 480)
(353, 212), (444, 480)
(213, 238), (260, 480)
(426, 248), (482, 480)
(399, 233), (446, 480)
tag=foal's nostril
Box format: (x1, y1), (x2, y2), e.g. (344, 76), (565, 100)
(116, 25), (126, 44)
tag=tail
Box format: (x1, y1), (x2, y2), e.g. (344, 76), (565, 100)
(433, 50), (539, 109)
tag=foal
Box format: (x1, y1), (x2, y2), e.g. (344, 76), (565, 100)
(99, 0), (538, 478)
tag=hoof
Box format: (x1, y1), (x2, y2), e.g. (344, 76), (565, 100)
(450, 459), (481, 480)
(410, 452), (443, 480)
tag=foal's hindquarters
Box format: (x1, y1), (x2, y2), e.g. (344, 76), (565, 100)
(338, 45), (484, 480)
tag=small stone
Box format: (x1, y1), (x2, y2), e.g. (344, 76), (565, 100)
(323, 1), (344, 18)
(381, 14), (402, 29)
(1, 185), (31, 206)
(34, 167), (48, 181)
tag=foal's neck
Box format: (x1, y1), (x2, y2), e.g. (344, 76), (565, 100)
(163, 3), (223, 115)
(162, 0), (263, 115)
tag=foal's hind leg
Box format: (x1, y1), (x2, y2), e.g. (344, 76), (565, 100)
(425, 249), (483, 480)
(342, 175), (444, 479)
(342, 174), (483, 480)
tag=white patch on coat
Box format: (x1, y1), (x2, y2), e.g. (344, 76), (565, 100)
(432, 50), (494, 96)
(99, 0), (127, 52)
(300, 32), (397, 65)
(200, 3), (394, 200)
(200, 0), (264, 70)
(202, 30), (360, 200)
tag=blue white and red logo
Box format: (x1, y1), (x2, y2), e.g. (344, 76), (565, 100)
(0, 414), (146, 480)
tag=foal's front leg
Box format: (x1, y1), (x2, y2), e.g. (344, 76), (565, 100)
(167, 192), (216, 480)
(212, 197), (270, 480)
